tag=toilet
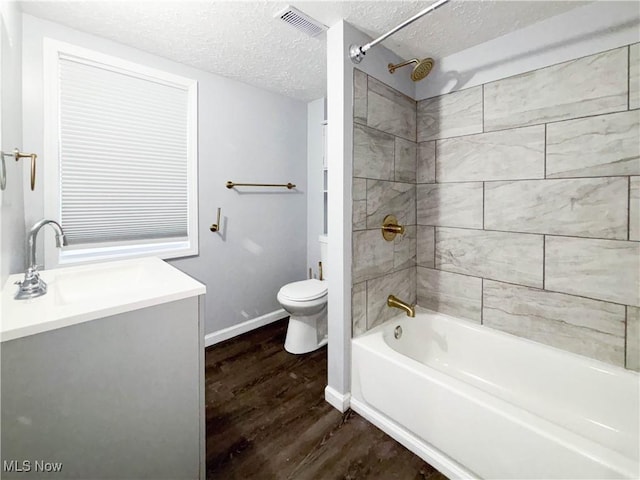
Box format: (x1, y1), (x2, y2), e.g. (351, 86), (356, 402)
(277, 235), (328, 354)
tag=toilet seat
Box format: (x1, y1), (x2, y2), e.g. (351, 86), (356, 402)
(278, 279), (327, 302)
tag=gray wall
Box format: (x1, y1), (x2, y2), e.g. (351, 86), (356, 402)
(0, 1), (25, 285)
(417, 45), (639, 371)
(351, 45), (640, 372)
(351, 69), (417, 335)
(20, 14), (308, 337)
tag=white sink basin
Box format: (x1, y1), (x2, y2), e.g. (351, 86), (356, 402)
(53, 262), (150, 305)
(1, 257), (205, 342)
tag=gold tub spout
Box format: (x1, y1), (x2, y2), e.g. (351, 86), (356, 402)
(387, 295), (415, 317)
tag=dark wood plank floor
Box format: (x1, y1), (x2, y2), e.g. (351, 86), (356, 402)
(205, 319), (447, 480)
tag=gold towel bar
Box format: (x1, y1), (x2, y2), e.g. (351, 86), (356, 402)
(1, 148), (38, 191)
(226, 181), (296, 190)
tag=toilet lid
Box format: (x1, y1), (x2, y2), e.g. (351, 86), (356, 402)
(279, 279), (327, 301)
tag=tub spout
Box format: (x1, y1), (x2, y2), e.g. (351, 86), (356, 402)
(387, 294), (415, 317)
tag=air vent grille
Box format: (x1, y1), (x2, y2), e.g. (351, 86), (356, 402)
(275, 6), (327, 38)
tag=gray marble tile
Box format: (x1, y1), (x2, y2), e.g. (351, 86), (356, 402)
(417, 183), (483, 228)
(366, 180), (416, 230)
(417, 87), (483, 142)
(484, 177), (629, 239)
(353, 201), (367, 231)
(545, 236), (640, 306)
(352, 229), (394, 283)
(395, 137), (417, 183)
(394, 225), (416, 272)
(353, 177), (366, 201)
(483, 280), (625, 366)
(367, 76), (416, 141)
(436, 227), (544, 288)
(436, 126), (545, 182)
(417, 226), (435, 268)
(631, 177), (640, 241)
(352, 282), (367, 337)
(417, 267), (482, 322)
(367, 267), (416, 329)
(546, 110), (640, 178)
(631, 43), (639, 110)
(484, 47), (628, 131)
(353, 123), (394, 180)
(353, 178), (367, 230)
(417, 142), (436, 183)
(627, 306), (640, 371)
(354, 69), (368, 125)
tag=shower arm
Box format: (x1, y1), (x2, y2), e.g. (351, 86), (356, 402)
(349, 0), (450, 64)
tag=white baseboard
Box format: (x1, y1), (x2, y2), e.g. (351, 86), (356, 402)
(204, 309), (288, 347)
(350, 397), (477, 480)
(324, 385), (351, 412)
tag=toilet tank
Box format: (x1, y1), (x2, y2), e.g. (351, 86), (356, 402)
(319, 235), (328, 280)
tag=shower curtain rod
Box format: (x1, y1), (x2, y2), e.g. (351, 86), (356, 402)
(349, 0), (450, 64)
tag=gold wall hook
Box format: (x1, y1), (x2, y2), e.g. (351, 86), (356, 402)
(210, 207), (221, 232)
(381, 214), (405, 241)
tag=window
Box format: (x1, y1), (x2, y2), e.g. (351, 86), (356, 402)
(43, 39), (198, 267)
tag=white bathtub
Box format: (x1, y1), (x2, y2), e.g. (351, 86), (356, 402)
(350, 307), (640, 479)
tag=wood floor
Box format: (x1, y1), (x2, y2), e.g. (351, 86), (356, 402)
(205, 319), (447, 480)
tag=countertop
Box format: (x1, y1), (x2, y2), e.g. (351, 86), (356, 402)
(1, 257), (206, 342)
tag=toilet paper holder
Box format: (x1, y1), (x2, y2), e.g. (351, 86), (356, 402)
(210, 207), (221, 232)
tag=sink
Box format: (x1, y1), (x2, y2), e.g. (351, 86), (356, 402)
(52, 263), (149, 305)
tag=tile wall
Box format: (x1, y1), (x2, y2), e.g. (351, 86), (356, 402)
(417, 45), (639, 371)
(352, 43), (640, 371)
(352, 71), (417, 336)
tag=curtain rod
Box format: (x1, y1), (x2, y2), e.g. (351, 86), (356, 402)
(349, 0), (451, 64)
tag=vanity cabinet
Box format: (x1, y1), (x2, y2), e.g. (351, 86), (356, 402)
(1, 292), (205, 479)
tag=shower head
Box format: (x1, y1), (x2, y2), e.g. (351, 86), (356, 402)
(388, 57), (434, 82)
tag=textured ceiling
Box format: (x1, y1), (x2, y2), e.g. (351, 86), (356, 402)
(20, 0), (589, 102)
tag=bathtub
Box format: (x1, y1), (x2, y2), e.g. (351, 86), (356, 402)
(350, 307), (639, 479)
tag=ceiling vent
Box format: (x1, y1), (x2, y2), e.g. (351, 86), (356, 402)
(275, 6), (327, 38)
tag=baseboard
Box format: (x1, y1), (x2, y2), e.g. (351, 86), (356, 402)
(350, 397), (477, 480)
(324, 385), (351, 413)
(204, 309), (288, 347)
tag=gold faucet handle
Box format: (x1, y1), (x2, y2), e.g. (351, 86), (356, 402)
(381, 214), (405, 241)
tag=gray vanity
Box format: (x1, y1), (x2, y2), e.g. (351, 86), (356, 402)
(1, 257), (206, 479)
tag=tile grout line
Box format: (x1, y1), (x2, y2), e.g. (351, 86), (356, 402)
(482, 182), (485, 229)
(480, 278), (484, 325)
(542, 235), (546, 290)
(400, 223), (639, 243)
(629, 176), (631, 241)
(543, 123), (547, 178)
(419, 265), (631, 308)
(422, 108), (630, 142)
(434, 141), (438, 183)
(426, 174), (633, 184)
(482, 84), (485, 133)
(624, 305), (628, 369)
(628, 45), (631, 111)
(433, 227), (437, 269)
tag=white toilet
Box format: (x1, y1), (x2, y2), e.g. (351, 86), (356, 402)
(277, 235), (328, 354)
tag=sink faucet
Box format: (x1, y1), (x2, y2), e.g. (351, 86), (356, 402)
(15, 219), (67, 300)
(387, 294), (415, 317)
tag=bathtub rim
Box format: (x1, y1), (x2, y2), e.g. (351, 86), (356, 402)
(361, 306), (639, 379)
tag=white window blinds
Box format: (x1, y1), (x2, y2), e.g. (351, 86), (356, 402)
(59, 55), (190, 246)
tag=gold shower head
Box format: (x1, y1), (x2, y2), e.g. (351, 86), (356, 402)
(388, 57), (434, 82)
